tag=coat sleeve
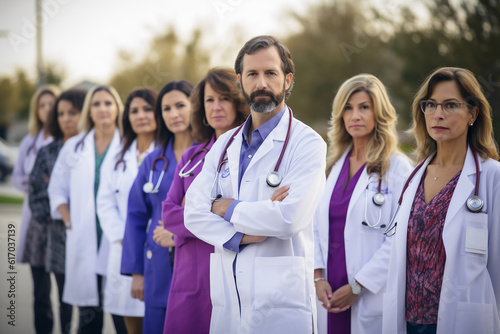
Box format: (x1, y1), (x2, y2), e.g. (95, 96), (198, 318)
(313, 176), (330, 271)
(162, 153), (197, 241)
(48, 141), (72, 220)
(230, 131), (326, 239)
(121, 159), (151, 275)
(96, 159), (125, 244)
(486, 162), (500, 314)
(184, 136), (242, 250)
(185, 129), (327, 249)
(354, 155), (413, 294)
(28, 148), (51, 224)
(12, 135), (32, 193)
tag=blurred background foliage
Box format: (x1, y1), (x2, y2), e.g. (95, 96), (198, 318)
(1, 0), (499, 147)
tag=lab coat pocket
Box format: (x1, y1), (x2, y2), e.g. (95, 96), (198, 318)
(253, 256), (307, 309)
(454, 302), (494, 334)
(209, 253), (226, 308)
(251, 256), (311, 333)
(460, 212), (488, 264)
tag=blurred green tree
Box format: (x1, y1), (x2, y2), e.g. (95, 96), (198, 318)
(109, 27), (211, 100)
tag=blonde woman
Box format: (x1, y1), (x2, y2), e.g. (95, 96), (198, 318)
(12, 84), (59, 334)
(48, 85), (126, 333)
(314, 74), (412, 334)
(383, 67), (500, 334)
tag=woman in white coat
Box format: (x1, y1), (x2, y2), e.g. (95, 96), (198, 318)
(12, 84), (60, 334)
(314, 74), (412, 334)
(382, 67), (500, 334)
(48, 85), (126, 334)
(97, 88), (159, 334)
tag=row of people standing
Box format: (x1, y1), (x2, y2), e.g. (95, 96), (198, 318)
(12, 34), (500, 334)
(313, 67), (500, 334)
(13, 66), (251, 334)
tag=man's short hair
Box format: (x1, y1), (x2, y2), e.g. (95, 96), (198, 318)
(234, 35), (295, 100)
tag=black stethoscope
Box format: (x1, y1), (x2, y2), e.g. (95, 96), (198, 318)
(210, 107), (293, 201)
(178, 141), (210, 178)
(143, 147), (168, 193)
(384, 148), (483, 236)
(361, 178), (387, 229)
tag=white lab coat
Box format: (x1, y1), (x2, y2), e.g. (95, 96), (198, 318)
(96, 139), (152, 316)
(382, 146), (500, 334)
(185, 109), (327, 334)
(48, 129), (120, 306)
(12, 130), (52, 261)
(314, 148), (412, 334)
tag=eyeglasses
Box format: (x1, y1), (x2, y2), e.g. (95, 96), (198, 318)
(419, 100), (469, 115)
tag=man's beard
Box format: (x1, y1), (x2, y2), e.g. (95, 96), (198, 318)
(242, 82), (286, 113)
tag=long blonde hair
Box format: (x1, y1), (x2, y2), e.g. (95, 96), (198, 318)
(78, 85), (124, 134)
(28, 84), (61, 135)
(410, 67), (499, 162)
(326, 74), (400, 177)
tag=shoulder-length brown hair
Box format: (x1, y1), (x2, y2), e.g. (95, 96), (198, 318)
(410, 67), (499, 162)
(326, 74), (400, 177)
(190, 67), (249, 143)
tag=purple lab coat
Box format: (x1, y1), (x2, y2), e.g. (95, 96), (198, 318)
(161, 137), (215, 334)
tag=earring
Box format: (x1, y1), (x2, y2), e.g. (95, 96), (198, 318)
(470, 122), (474, 126)
(203, 117), (209, 127)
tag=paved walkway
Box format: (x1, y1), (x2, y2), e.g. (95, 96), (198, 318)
(0, 204), (115, 333)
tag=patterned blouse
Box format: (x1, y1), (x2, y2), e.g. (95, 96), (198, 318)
(405, 170), (461, 324)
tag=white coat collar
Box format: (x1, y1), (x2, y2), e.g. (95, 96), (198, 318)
(443, 145), (480, 230)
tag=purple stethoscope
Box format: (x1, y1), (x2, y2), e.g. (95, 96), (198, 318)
(384, 148), (483, 236)
(210, 107), (293, 201)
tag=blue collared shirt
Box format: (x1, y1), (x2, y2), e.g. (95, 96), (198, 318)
(223, 106), (287, 252)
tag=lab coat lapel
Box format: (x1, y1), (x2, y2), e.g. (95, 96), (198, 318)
(346, 166), (371, 222)
(443, 146), (477, 231)
(318, 147), (351, 266)
(226, 128), (242, 199)
(395, 156), (431, 271)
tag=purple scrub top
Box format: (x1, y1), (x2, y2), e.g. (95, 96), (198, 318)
(161, 137), (215, 334)
(121, 140), (177, 308)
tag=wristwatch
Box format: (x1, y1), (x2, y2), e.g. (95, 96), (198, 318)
(349, 280), (362, 295)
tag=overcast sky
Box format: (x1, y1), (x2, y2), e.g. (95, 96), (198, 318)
(0, 0), (323, 87)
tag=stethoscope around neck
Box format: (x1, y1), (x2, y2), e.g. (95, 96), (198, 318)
(361, 178), (387, 229)
(210, 107), (293, 201)
(178, 141), (211, 178)
(143, 146), (169, 193)
(383, 148), (483, 237)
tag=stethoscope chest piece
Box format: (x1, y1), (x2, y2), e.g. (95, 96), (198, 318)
(373, 192), (385, 206)
(266, 171), (282, 188)
(466, 195), (483, 213)
(143, 182), (155, 194)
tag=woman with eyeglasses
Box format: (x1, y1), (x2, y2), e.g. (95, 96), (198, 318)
(313, 74), (412, 334)
(96, 88), (160, 333)
(156, 68), (249, 334)
(121, 80), (195, 334)
(382, 67), (500, 334)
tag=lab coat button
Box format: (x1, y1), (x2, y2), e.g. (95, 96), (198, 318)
(248, 154), (252, 158)
(146, 250), (152, 259)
